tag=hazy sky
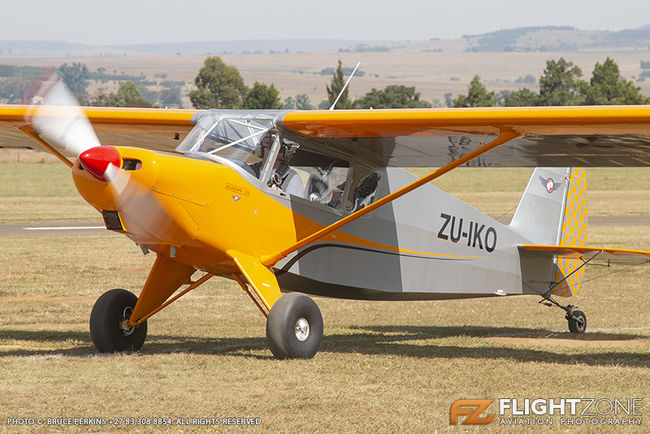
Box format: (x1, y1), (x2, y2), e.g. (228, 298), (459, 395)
(2, 0), (650, 45)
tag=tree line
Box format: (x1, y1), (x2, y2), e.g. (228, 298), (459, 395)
(452, 57), (649, 107)
(1, 56), (647, 109)
(190, 57), (431, 110)
(0, 62), (182, 107)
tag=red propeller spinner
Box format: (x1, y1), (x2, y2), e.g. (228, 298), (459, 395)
(79, 146), (121, 182)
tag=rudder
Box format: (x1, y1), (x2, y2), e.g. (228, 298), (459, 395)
(553, 167), (588, 297)
(510, 168), (588, 297)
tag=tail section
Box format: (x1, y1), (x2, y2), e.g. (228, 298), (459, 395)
(554, 168), (588, 297)
(511, 168), (588, 297)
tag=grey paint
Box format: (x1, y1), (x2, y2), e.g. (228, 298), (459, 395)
(271, 166), (535, 300)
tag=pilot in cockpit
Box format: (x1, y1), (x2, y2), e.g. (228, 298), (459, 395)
(252, 132), (303, 197)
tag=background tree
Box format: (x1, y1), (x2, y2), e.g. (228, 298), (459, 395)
(355, 85), (431, 108)
(0, 76), (27, 103)
(91, 81), (153, 107)
(58, 62), (89, 98)
(284, 93), (314, 110)
(160, 86), (182, 107)
(189, 56), (247, 109)
(503, 88), (539, 106)
(452, 75), (497, 107)
(538, 58), (586, 106)
(584, 57), (649, 105)
(242, 82), (282, 109)
(326, 60), (353, 109)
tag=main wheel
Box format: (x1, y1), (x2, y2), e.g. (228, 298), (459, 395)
(567, 310), (587, 334)
(266, 293), (323, 359)
(90, 289), (147, 353)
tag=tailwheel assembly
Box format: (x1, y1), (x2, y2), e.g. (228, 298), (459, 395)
(540, 294), (588, 335)
(90, 288), (147, 353)
(566, 309), (587, 334)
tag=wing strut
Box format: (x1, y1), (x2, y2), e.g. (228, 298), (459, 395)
(19, 126), (74, 168)
(260, 128), (521, 267)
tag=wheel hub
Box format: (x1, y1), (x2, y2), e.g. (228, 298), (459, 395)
(295, 317), (310, 342)
(119, 306), (135, 337)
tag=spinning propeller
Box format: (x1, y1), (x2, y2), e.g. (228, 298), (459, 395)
(25, 74), (164, 235)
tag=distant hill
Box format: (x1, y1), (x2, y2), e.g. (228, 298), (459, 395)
(2, 25), (650, 57)
(0, 39), (392, 57)
(462, 25), (650, 52)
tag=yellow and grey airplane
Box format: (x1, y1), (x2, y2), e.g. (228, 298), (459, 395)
(0, 77), (649, 358)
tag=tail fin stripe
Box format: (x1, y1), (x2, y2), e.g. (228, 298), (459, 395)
(553, 167), (588, 297)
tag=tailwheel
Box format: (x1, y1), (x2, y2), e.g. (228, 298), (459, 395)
(567, 309), (587, 334)
(90, 289), (147, 353)
(266, 293), (323, 359)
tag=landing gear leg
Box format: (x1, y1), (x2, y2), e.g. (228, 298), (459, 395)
(540, 295), (587, 334)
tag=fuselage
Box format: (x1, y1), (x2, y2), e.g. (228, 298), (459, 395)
(72, 145), (543, 301)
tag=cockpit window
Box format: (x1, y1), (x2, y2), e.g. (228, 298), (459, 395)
(176, 113), (276, 177)
(267, 140), (350, 210)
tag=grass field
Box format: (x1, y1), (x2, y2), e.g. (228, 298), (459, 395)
(0, 162), (648, 432)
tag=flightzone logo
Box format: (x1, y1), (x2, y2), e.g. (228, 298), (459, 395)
(450, 398), (643, 427)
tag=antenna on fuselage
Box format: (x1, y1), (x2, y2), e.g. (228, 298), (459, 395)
(329, 62), (360, 110)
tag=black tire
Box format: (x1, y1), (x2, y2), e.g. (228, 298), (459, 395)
(266, 293), (323, 359)
(567, 310), (587, 334)
(89, 289), (147, 353)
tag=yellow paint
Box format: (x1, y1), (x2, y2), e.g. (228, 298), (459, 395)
(228, 250), (282, 315)
(129, 254), (195, 326)
(283, 105), (650, 138)
(0, 105), (196, 128)
(553, 168), (588, 297)
(522, 245), (650, 259)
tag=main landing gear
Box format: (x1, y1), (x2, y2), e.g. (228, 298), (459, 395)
(266, 293), (324, 359)
(540, 295), (587, 334)
(88, 287), (325, 358)
(90, 289), (148, 353)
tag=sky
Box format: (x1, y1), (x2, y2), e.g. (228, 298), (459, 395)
(2, 0), (650, 45)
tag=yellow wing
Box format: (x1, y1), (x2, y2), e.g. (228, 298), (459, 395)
(278, 106), (650, 167)
(2, 104), (650, 167)
(0, 105), (197, 161)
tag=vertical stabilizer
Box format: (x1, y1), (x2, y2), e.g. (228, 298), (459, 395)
(511, 168), (588, 297)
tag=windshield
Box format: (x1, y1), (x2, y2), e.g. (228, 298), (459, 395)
(176, 112), (276, 172)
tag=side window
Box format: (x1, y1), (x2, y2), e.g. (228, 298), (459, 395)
(347, 170), (381, 212)
(267, 140), (350, 210)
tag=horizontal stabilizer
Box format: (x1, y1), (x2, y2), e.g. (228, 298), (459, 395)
(520, 245), (650, 265)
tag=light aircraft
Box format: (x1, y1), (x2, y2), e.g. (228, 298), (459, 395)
(0, 77), (649, 358)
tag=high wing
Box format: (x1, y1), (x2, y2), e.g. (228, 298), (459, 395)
(520, 245), (650, 265)
(277, 106), (650, 167)
(0, 105), (197, 164)
(2, 104), (650, 167)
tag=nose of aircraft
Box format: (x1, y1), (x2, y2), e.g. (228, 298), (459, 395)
(79, 146), (121, 182)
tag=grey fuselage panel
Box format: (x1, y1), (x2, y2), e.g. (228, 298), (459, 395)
(273, 167), (535, 300)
